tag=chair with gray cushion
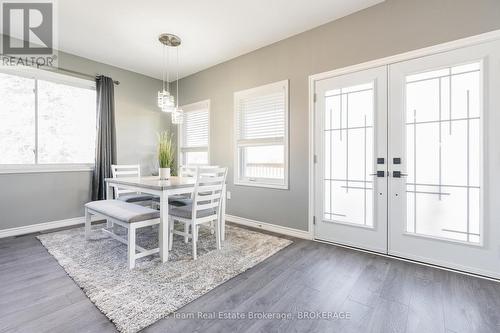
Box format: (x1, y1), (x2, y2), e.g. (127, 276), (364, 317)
(162, 165), (221, 207)
(84, 200), (160, 269)
(168, 166), (227, 260)
(111, 164), (156, 205)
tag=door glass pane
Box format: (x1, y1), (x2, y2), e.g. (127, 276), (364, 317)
(323, 82), (374, 227)
(0, 72), (35, 164)
(405, 62), (481, 244)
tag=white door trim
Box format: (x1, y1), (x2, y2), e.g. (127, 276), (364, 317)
(308, 29), (500, 243)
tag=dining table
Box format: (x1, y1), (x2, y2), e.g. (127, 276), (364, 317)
(104, 176), (227, 263)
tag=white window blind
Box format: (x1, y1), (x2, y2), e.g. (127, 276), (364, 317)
(234, 80), (289, 189)
(236, 91), (285, 141)
(179, 100), (210, 165)
(182, 108), (209, 148)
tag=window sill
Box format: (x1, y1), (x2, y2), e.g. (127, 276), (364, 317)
(0, 164), (95, 174)
(234, 180), (289, 190)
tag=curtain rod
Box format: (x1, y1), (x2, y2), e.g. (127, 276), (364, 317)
(38, 65), (120, 85)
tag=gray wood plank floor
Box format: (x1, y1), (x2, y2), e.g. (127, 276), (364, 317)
(1, 225), (500, 333)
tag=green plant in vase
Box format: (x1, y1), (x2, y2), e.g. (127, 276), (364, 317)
(157, 131), (175, 179)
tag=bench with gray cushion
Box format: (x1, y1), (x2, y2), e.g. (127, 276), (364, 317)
(84, 200), (160, 269)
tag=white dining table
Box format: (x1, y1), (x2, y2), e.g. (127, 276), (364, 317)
(105, 176), (227, 263)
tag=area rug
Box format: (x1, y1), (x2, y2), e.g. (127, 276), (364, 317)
(37, 224), (292, 333)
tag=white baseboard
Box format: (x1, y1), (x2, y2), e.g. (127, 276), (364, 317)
(0, 214), (313, 240)
(226, 214), (312, 240)
(0, 216), (86, 238)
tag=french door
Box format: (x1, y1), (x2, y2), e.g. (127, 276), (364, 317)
(314, 66), (388, 253)
(314, 39), (500, 278)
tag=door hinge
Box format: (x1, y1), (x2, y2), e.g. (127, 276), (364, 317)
(314, 154), (318, 164)
(313, 216), (316, 225)
(313, 93), (317, 103)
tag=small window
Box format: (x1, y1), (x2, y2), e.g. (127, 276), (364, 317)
(178, 100), (210, 166)
(234, 80), (289, 189)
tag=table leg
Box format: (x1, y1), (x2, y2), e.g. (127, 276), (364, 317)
(221, 184), (226, 241)
(106, 182), (113, 200)
(105, 182), (113, 228)
(159, 190), (169, 262)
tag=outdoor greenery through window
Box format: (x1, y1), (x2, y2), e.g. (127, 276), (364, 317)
(0, 69), (96, 167)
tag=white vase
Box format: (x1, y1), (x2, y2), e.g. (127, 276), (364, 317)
(159, 167), (170, 180)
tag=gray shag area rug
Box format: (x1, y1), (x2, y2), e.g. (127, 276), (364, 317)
(37, 224), (292, 333)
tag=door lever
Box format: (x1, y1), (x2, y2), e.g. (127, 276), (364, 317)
(392, 171), (408, 178)
(370, 171), (386, 177)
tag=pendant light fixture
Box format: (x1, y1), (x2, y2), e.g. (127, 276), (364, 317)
(157, 33), (181, 116)
(171, 46), (184, 124)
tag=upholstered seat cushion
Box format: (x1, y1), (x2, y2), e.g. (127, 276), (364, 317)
(117, 193), (155, 203)
(169, 204), (216, 219)
(153, 195), (192, 207)
(85, 200), (160, 223)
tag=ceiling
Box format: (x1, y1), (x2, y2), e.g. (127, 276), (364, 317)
(57, 0), (384, 80)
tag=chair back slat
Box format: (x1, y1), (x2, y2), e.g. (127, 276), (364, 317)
(111, 164), (141, 198)
(192, 167), (227, 218)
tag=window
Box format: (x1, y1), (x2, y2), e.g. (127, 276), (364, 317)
(0, 67), (96, 171)
(178, 100), (210, 165)
(234, 80), (289, 189)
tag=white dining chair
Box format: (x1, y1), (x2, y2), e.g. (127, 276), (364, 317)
(168, 167), (227, 259)
(111, 164), (155, 205)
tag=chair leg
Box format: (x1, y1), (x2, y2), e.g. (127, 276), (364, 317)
(210, 221), (214, 235)
(192, 223), (197, 260)
(169, 219), (174, 251)
(215, 219), (221, 250)
(84, 209), (91, 240)
(128, 225), (136, 269)
(106, 218), (112, 229)
(184, 223), (189, 243)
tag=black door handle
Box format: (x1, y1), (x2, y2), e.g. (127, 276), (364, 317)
(392, 171), (408, 178)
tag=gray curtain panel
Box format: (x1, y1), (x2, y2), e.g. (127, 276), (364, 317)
(92, 75), (117, 200)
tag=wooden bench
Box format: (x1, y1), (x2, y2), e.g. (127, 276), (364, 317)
(84, 200), (160, 269)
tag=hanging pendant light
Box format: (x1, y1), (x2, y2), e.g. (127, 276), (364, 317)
(171, 46), (184, 124)
(158, 33), (181, 113)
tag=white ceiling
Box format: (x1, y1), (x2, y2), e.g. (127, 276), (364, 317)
(58, 0), (383, 80)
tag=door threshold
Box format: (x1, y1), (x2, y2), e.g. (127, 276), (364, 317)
(314, 237), (500, 283)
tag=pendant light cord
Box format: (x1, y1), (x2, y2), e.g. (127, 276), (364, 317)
(166, 45), (170, 93)
(162, 45), (165, 91)
(176, 46), (179, 108)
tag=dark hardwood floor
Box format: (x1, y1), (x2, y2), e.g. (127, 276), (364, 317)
(1, 225), (500, 333)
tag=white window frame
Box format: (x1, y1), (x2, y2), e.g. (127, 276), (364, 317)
(234, 80), (289, 189)
(177, 99), (211, 167)
(0, 66), (96, 174)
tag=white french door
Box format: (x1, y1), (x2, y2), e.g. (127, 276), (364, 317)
(314, 38), (500, 278)
(314, 66), (388, 253)
(388, 40), (500, 278)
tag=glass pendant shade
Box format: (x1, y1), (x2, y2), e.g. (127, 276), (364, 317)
(171, 107), (184, 124)
(158, 91), (175, 112)
(157, 90), (170, 108)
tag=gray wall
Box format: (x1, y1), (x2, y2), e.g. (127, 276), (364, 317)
(0, 51), (170, 230)
(175, 0), (500, 231)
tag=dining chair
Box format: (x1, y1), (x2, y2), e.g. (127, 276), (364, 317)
(111, 164), (155, 205)
(168, 166), (228, 259)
